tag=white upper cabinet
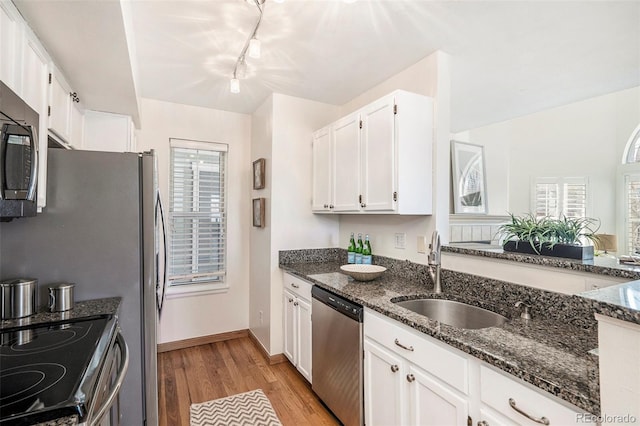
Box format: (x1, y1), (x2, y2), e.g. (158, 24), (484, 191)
(311, 127), (332, 211)
(312, 90), (433, 215)
(48, 68), (73, 143)
(83, 110), (134, 153)
(22, 29), (50, 209)
(361, 95), (395, 211)
(0, 1), (23, 92)
(332, 113), (361, 212)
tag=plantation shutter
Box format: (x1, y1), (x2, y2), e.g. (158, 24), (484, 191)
(534, 180), (559, 218)
(169, 139), (227, 286)
(533, 177), (587, 219)
(625, 173), (640, 255)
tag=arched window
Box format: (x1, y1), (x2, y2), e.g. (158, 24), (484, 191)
(620, 124), (640, 255)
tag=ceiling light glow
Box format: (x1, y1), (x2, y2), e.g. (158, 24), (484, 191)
(230, 78), (240, 94)
(248, 38), (261, 59)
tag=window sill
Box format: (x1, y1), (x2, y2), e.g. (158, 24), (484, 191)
(165, 282), (229, 299)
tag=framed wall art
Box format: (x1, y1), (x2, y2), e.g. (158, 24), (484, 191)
(451, 140), (488, 214)
(253, 198), (265, 228)
(253, 158), (266, 190)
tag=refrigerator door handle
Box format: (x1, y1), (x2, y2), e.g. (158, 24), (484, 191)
(155, 192), (169, 314)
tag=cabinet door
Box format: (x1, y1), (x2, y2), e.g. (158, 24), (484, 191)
(296, 297), (312, 383)
(332, 114), (360, 212)
(283, 290), (297, 364)
(361, 96), (396, 211)
(70, 102), (84, 149)
(0, 1), (22, 92)
(364, 338), (405, 426)
(49, 71), (72, 142)
(311, 127), (332, 212)
(21, 33), (49, 209)
(407, 364), (469, 426)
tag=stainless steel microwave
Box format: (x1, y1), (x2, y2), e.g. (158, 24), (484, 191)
(0, 81), (39, 221)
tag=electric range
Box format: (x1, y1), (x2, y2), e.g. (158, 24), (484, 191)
(0, 314), (118, 425)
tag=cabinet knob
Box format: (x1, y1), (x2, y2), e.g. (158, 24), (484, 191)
(406, 374), (415, 383)
(293, 301), (299, 307)
(323, 204), (328, 208)
(478, 421), (489, 426)
(288, 298), (293, 303)
(329, 204), (334, 209)
(390, 364), (399, 373)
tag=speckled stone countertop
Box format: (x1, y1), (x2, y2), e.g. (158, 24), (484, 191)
(444, 244), (640, 325)
(0, 297), (121, 329)
(1, 297), (121, 425)
(280, 249), (600, 415)
(443, 244), (640, 280)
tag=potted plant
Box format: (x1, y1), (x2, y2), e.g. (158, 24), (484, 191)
(497, 213), (600, 260)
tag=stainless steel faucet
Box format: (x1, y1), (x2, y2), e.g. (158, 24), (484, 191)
(427, 230), (442, 294)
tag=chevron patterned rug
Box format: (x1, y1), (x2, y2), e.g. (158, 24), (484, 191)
(190, 389), (283, 426)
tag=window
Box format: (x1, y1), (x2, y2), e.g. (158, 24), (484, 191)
(532, 177), (588, 219)
(169, 139), (227, 289)
(621, 124), (640, 255)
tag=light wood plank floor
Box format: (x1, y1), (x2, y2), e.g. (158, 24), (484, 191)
(158, 336), (340, 426)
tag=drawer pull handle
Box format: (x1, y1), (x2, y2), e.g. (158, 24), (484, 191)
(394, 338), (414, 352)
(406, 374), (415, 383)
(390, 364), (399, 373)
(508, 398), (549, 425)
(291, 283), (300, 289)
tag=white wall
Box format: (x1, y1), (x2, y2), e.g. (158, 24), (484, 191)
(137, 97), (252, 344)
(249, 94), (340, 354)
(456, 86), (640, 234)
(249, 96), (274, 351)
(338, 51), (452, 263)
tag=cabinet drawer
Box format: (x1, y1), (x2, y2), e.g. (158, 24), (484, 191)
(283, 273), (312, 300)
(480, 366), (594, 425)
(364, 309), (468, 394)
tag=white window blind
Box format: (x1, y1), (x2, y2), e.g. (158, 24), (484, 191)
(533, 177), (587, 219)
(169, 139), (227, 286)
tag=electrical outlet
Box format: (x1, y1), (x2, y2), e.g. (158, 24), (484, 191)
(417, 235), (427, 253)
(395, 233), (406, 249)
(259, 310), (263, 324)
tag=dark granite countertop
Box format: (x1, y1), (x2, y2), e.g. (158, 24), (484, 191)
(280, 257), (600, 415)
(443, 244), (640, 281)
(1, 297), (121, 330)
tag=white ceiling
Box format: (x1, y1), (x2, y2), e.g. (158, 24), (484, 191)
(14, 0), (640, 132)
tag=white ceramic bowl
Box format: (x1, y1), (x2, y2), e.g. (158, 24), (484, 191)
(340, 264), (387, 282)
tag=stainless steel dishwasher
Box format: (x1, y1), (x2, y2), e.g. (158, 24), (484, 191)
(312, 285), (363, 426)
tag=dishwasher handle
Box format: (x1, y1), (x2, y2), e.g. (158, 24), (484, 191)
(90, 332), (129, 426)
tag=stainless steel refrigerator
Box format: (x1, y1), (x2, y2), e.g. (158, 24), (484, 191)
(0, 148), (167, 426)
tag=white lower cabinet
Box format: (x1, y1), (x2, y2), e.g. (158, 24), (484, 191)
(364, 308), (594, 426)
(282, 273), (312, 383)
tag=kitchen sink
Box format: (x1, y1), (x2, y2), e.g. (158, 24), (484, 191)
(394, 298), (507, 329)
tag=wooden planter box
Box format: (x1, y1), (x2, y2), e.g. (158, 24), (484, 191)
(503, 240), (594, 260)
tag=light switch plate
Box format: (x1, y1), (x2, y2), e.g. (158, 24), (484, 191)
(417, 235), (427, 253)
(395, 233), (406, 249)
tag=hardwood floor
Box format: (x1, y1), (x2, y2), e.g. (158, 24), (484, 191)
(158, 336), (340, 426)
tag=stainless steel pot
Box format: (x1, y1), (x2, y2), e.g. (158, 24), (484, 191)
(0, 278), (38, 320)
(48, 283), (75, 312)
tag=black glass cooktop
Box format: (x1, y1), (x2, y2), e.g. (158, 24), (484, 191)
(0, 315), (114, 425)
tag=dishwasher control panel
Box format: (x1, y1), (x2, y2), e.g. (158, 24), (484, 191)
(312, 285), (363, 322)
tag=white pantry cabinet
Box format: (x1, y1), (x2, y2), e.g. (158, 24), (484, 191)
(282, 273), (312, 383)
(311, 90), (433, 215)
(364, 308), (594, 426)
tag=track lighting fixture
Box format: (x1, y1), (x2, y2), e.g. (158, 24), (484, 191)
(230, 0), (265, 93)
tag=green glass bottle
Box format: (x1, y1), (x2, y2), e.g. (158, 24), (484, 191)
(347, 232), (356, 264)
(362, 234), (372, 265)
(355, 233), (363, 264)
